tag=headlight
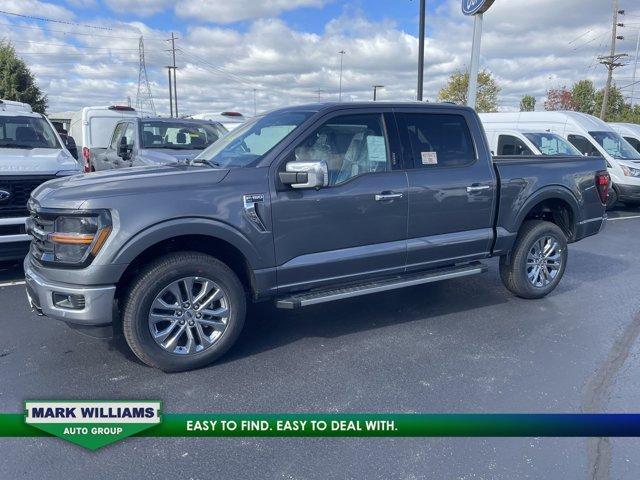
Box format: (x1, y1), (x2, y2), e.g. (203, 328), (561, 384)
(621, 165), (640, 178)
(28, 209), (112, 266)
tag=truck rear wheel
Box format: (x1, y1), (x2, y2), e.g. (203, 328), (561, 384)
(499, 220), (568, 299)
(122, 252), (246, 372)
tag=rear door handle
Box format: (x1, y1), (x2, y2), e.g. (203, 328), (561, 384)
(466, 185), (491, 193)
(375, 192), (404, 201)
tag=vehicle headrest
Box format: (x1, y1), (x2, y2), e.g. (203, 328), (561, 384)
(16, 127), (37, 143)
(176, 132), (187, 144)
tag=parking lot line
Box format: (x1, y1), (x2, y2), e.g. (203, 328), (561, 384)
(0, 280), (25, 287)
(608, 215), (640, 221)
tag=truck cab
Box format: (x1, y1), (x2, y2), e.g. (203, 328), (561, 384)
(0, 99), (81, 261)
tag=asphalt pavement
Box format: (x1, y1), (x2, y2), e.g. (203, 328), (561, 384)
(1, 207), (640, 479)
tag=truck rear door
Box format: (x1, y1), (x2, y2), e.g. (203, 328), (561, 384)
(394, 108), (497, 270)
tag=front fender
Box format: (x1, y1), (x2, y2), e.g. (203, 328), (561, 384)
(111, 217), (265, 269)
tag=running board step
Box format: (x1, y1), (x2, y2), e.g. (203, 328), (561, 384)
(276, 261), (487, 309)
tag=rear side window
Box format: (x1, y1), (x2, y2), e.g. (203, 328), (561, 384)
(623, 136), (640, 154)
(497, 135), (533, 156)
(401, 113), (475, 168)
(567, 134), (600, 157)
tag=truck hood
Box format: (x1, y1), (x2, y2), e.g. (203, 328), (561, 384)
(31, 164), (230, 209)
(0, 148), (80, 175)
(139, 148), (204, 164)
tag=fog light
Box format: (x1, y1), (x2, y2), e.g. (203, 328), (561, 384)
(52, 293), (86, 310)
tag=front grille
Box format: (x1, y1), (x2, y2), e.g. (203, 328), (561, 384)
(27, 209), (55, 262)
(0, 176), (56, 217)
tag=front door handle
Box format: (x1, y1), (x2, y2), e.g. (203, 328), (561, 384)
(466, 185), (491, 193)
(375, 192), (404, 201)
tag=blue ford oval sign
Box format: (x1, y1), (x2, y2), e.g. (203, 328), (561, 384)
(462, 0), (495, 15)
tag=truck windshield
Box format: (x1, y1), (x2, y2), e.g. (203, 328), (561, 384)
(141, 121), (226, 150)
(0, 115), (60, 149)
(523, 133), (582, 156)
(589, 131), (640, 160)
(194, 111), (313, 167)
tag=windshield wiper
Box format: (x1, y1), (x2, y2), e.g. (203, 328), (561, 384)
(0, 143), (36, 149)
(191, 158), (221, 168)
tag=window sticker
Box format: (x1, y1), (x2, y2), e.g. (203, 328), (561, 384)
(367, 136), (387, 163)
(421, 151), (438, 165)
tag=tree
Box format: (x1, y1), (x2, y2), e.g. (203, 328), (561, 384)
(544, 86), (577, 111)
(437, 70), (501, 112)
(0, 41), (47, 113)
(519, 95), (536, 112)
(571, 80), (596, 115)
(594, 84), (626, 121)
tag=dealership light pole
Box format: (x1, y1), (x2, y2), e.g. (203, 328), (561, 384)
(338, 50), (346, 102)
(632, 30), (640, 108)
(417, 0), (426, 101)
(373, 85), (384, 101)
(462, 0), (495, 109)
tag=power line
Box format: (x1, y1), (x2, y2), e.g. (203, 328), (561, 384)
(0, 20), (154, 40)
(0, 10), (113, 31)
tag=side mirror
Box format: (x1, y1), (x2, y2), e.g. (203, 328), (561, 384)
(64, 136), (78, 160)
(279, 160), (329, 189)
(118, 137), (131, 159)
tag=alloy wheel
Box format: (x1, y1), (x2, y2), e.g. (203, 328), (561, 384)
(526, 236), (563, 288)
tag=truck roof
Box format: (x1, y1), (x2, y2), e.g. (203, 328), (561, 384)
(267, 101), (473, 116)
(0, 99), (35, 116)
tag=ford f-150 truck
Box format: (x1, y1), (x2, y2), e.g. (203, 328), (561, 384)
(23, 103), (609, 371)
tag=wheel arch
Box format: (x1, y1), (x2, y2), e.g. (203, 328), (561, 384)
(513, 186), (580, 242)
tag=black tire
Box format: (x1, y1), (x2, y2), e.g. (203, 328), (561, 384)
(499, 220), (568, 299)
(606, 185), (618, 210)
(122, 251), (246, 372)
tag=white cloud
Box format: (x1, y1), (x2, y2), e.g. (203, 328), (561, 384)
(0, 0), (74, 19)
(104, 0), (174, 17)
(175, 0), (329, 24)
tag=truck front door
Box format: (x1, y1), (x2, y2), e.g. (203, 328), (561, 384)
(271, 111), (408, 293)
(395, 109), (497, 271)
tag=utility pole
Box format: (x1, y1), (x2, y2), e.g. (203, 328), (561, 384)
(166, 67), (173, 117)
(167, 32), (179, 117)
(338, 50), (346, 102)
(599, 1), (626, 119)
(253, 89), (257, 116)
(631, 30), (640, 108)
(316, 89), (324, 102)
(373, 85), (384, 101)
(417, 0), (426, 101)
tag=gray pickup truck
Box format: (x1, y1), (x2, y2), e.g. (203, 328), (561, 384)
(90, 117), (227, 171)
(23, 103), (609, 371)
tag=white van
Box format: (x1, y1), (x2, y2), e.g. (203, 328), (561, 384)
(480, 112), (640, 207)
(609, 123), (640, 154)
(69, 105), (152, 172)
(188, 111), (247, 131)
(0, 99), (81, 260)
(480, 125), (582, 157)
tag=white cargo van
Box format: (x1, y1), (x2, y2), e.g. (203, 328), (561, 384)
(609, 123), (640, 154)
(481, 125), (581, 157)
(69, 105), (151, 172)
(481, 112), (640, 207)
(0, 99), (81, 261)
(188, 111), (246, 131)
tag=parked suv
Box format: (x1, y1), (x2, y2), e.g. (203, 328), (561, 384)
(24, 103), (608, 371)
(91, 117), (227, 171)
(0, 99), (81, 261)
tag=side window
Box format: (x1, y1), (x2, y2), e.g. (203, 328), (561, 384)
(623, 136), (640, 154)
(122, 123), (135, 147)
(568, 134), (599, 156)
(401, 113), (475, 168)
(497, 135), (533, 156)
(110, 123), (125, 149)
(292, 114), (389, 186)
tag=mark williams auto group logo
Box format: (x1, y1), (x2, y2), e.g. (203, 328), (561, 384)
(25, 401), (161, 450)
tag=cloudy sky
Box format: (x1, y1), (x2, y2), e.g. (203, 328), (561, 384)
(0, 0), (639, 116)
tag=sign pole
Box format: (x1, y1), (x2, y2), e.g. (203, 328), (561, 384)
(467, 12), (483, 109)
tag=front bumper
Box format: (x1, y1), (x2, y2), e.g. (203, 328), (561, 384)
(24, 257), (116, 326)
(0, 217), (30, 261)
(616, 183), (640, 203)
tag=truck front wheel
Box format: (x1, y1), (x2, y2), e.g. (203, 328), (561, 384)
(499, 220), (568, 299)
(122, 252), (246, 372)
